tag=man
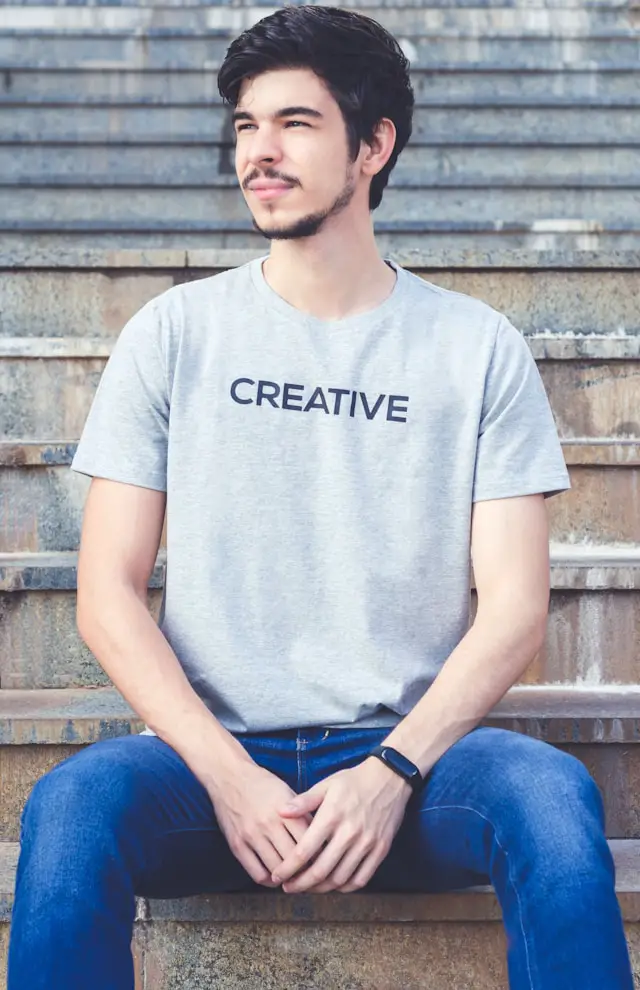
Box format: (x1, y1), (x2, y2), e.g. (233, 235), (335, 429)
(8, 6), (633, 988)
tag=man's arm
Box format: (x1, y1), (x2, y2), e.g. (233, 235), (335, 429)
(378, 493), (550, 777)
(76, 477), (255, 791)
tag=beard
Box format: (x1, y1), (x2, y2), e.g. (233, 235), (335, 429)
(251, 169), (357, 241)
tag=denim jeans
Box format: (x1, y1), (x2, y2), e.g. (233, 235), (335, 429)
(7, 724), (633, 989)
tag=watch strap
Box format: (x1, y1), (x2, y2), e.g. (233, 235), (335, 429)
(368, 744), (424, 795)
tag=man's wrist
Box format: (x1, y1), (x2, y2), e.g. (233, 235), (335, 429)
(363, 753), (414, 795)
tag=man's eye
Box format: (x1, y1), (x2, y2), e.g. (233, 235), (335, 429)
(285, 121), (308, 128)
(236, 124), (255, 133)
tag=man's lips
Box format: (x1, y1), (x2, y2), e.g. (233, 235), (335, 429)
(247, 182), (295, 201)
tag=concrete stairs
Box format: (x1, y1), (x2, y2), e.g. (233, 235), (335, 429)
(1, 245), (640, 984)
(1, 0), (640, 982)
(1, 0), (640, 251)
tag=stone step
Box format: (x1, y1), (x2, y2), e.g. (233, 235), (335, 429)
(3, 227), (640, 253)
(1, 34), (638, 71)
(2, 256), (640, 336)
(3, 105), (640, 145)
(3, 6), (638, 36)
(3, 0), (635, 8)
(3, 348), (640, 439)
(1, 449), (639, 550)
(2, 68), (639, 107)
(0, 838), (638, 989)
(4, 144), (639, 188)
(2, 187), (639, 233)
(0, 547), (638, 689)
(1, 687), (640, 845)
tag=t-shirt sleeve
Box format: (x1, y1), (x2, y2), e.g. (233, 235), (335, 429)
(472, 315), (571, 502)
(70, 298), (169, 491)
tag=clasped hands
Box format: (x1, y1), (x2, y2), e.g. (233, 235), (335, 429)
(271, 758), (413, 894)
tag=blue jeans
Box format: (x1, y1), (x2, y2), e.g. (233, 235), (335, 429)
(7, 724), (633, 988)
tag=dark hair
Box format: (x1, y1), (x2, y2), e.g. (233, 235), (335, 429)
(218, 5), (414, 210)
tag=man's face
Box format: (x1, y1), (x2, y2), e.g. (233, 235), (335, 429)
(233, 67), (362, 240)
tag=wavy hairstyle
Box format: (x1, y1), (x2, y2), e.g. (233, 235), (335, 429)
(218, 5), (414, 210)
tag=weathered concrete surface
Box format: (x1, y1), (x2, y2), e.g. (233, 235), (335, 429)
(0, 270), (175, 339)
(0, 744), (81, 842)
(2, 34), (638, 71)
(3, 740), (640, 841)
(548, 466), (640, 544)
(3, 685), (640, 745)
(2, 688), (640, 839)
(3, 247), (639, 271)
(4, 356), (639, 440)
(2, 65), (640, 107)
(2, 586), (638, 689)
(1, 459), (637, 549)
(3, 6), (637, 37)
(0, 587), (162, 689)
(139, 920), (510, 989)
(0, 841), (638, 988)
(3, 186), (640, 229)
(5, 104), (640, 145)
(5, 145), (640, 189)
(3, 229), (639, 255)
(3, 268), (640, 336)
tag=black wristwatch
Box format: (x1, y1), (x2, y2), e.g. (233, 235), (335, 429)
(368, 744), (424, 795)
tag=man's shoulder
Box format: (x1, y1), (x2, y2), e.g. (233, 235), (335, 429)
(148, 259), (257, 318)
(398, 265), (503, 342)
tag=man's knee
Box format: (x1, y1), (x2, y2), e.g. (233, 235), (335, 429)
(20, 738), (143, 849)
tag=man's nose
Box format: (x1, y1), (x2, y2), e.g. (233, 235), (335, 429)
(246, 126), (283, 166)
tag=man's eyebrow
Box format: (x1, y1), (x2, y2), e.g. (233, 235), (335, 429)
(232, 106), (323, 124)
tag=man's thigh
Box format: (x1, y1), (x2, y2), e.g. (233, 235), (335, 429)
(368, 726), (597, 893)
(23, 733), (261, 899)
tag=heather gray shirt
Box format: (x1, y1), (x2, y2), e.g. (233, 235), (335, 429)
(71, 257), (571, 734)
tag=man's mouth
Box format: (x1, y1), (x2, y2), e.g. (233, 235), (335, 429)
(247, 181), (296, 201)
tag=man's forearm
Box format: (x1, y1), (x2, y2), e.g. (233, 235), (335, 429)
(379, 601), (547, 778)
(77, 585), (255, 790)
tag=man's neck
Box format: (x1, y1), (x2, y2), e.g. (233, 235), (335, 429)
(262, 233), (397, 322)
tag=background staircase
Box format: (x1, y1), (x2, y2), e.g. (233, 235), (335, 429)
(1, 0), (639, 986)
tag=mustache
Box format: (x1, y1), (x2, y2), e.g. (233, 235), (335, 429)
(243, 169), (300, 190)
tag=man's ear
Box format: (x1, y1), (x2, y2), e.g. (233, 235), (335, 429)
(361, 118), (397, 177)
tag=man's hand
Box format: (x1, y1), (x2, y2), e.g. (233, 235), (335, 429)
(206, 760), (315, 888)
(271, 757), (414, 894)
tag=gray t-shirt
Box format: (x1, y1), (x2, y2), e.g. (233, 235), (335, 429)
(71, 257), (571, 734)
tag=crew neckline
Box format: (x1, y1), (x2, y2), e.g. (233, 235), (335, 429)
(249, 254), (407, 333)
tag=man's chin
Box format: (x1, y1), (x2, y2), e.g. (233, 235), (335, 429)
(251, 211), (328, 241)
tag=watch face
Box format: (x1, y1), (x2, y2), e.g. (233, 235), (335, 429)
(382, 747), (419, 779)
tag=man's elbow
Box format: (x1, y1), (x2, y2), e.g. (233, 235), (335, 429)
(476, 589), (549, 652)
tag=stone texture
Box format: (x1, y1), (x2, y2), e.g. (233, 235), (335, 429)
(1, 581), (638, 688)
(3, 186), (639, 230)
(0, 587), (162, 689)
(0, 744), (86, 841)
(1, 460), (638, 550)
(3, 247), (638, 271)
(1, 34), (637, 72)
(5, 356), (637, 441)
(5, 144), (640, 189)
(2, 229), (639, 255)
(0, 271), (175, 339)
(3, 66), (640, 107)
(1, 841), (639, 988)
(139, 919), (509, 989)
(2, 703), (640, 839)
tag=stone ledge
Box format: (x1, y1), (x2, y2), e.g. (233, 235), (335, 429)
(0, 839), (638, 925)
(2, 247), (640, 270)
(2, 439), (638, 467)
(2, 333), (639, 361)
(2, 685), (640, 745)
(3, 547), (639, 592)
